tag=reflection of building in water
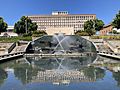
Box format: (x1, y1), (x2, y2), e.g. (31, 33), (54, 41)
(31, 70), (95, 84)
(112, 67), (120, 72)
(12, 57), (101, 85)
(93, 56), (120, 72)
(93, 56), (120, 65)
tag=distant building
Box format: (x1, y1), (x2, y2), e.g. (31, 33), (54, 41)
(0, 26), (18, 37)
(28, 11), (96, 35)
(46, 27), (74, 35)
(100, 24), (113, 35)
(0, 32), (18, 37)
(7, 26), (14, 32)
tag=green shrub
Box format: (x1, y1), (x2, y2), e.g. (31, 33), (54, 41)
(91, 35), (120, 40)
(32, 30), (47, 37)
(0, 36), (32, 43)
(75, 31), (89, 36)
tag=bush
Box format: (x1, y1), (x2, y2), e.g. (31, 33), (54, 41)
(32, 30), (47, 37)
(19, 36), (32, 41)
(90, 35), (120, 40)
(23, 33), (32, 37)
(75, 31), (89, 36)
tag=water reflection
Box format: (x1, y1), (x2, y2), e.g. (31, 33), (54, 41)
(0, 56), (120, 90)
(93, 56), (120, 87)
(0, 68), (7, 86)
(13, 56), (98, 85)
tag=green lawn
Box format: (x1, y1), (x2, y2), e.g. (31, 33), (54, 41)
(91, 35), (120, 40)
(0, 36), (32, 43)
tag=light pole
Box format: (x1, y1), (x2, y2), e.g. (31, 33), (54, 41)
(93, 20), (96, 34)
(26, 16), (28, 34)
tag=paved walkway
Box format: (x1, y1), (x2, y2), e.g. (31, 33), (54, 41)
(0, 43), (13, 55)
(11, 45), (27, 53)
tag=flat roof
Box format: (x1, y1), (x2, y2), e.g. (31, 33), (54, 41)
(28, 14), (96, 17)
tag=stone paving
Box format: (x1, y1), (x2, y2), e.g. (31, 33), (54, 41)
(11, 45), (27, 53)
(0, 43), (13, 55)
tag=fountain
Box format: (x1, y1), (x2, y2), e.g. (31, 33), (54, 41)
(52, 33), (72, 54)
(29, 33), (96, 55)
(26, 33), (97, 75)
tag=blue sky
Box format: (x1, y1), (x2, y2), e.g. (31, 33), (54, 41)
(0, 0), (120, 25)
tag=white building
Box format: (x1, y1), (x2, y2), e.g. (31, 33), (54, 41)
(0, 26), (18, 37)
(7, 26), (14, 32)
(28, 11), (96, 35)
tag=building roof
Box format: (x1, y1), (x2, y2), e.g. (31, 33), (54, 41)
(28, 14), (96, 17)
(103, 24), (112, 28)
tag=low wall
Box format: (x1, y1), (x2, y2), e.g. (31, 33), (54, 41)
(103, 40), (118, 53)
(6, 42), (16, 53)
(24, 41), (31, 52)
(81, 36), (90, 40)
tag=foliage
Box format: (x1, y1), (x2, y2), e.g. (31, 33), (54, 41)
(0, 17), (8, 32)
(75, 30), (89, 36)
(84, 20), (96, 36)
(32, 30), (47, 37)
(23, 33), (32, 37)
(109, 30), (120, 34)
(112, 10), (120, 29)
(14, 16), (38, 35)
(91, 35), (120, 40)
(84, 19), (104, 36)
(94, 19), (104, 31)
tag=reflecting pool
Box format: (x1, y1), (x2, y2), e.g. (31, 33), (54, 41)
(0, 56), (120, 90)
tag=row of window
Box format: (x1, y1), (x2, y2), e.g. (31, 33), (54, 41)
(37, 23), (84, 27)
(30, 16), (95, 21)
(37, 24), (84, 28)
(33, 20), (88, 23)
(32, 18), (93, 21)
(36, 22), (85, 25)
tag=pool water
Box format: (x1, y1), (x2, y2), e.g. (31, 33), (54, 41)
(0, 56), (120, 90)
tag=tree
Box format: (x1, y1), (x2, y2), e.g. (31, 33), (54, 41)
(14, 16), (38, 35)
(94, 19), (104, 31)
(112, 10), (120, 29)
(0, 17), (8, 33)
(109, 30), (120, 34)
(84, 19), (104, 36)
(84, 20), (96, 36)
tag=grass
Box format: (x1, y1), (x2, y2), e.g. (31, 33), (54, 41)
(0, 36), (32, 43)
(91, 35), (120, 40)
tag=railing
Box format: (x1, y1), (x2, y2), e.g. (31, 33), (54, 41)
(7, 42), (16, 53)
(25, 52), (96, 57)
(103, 40), (117, 53)
(24, 41), (31, 52)
(98, 51), (120, 59)
(0, 52), (24, 61)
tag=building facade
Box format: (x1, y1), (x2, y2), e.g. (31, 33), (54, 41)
(100, 24), (113, 35)
(28, 11), (96, 35)
(46, 27), (74, 35)
(7, 26), (14, 32)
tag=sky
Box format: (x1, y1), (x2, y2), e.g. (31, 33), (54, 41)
(0, 0), (120, 25)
